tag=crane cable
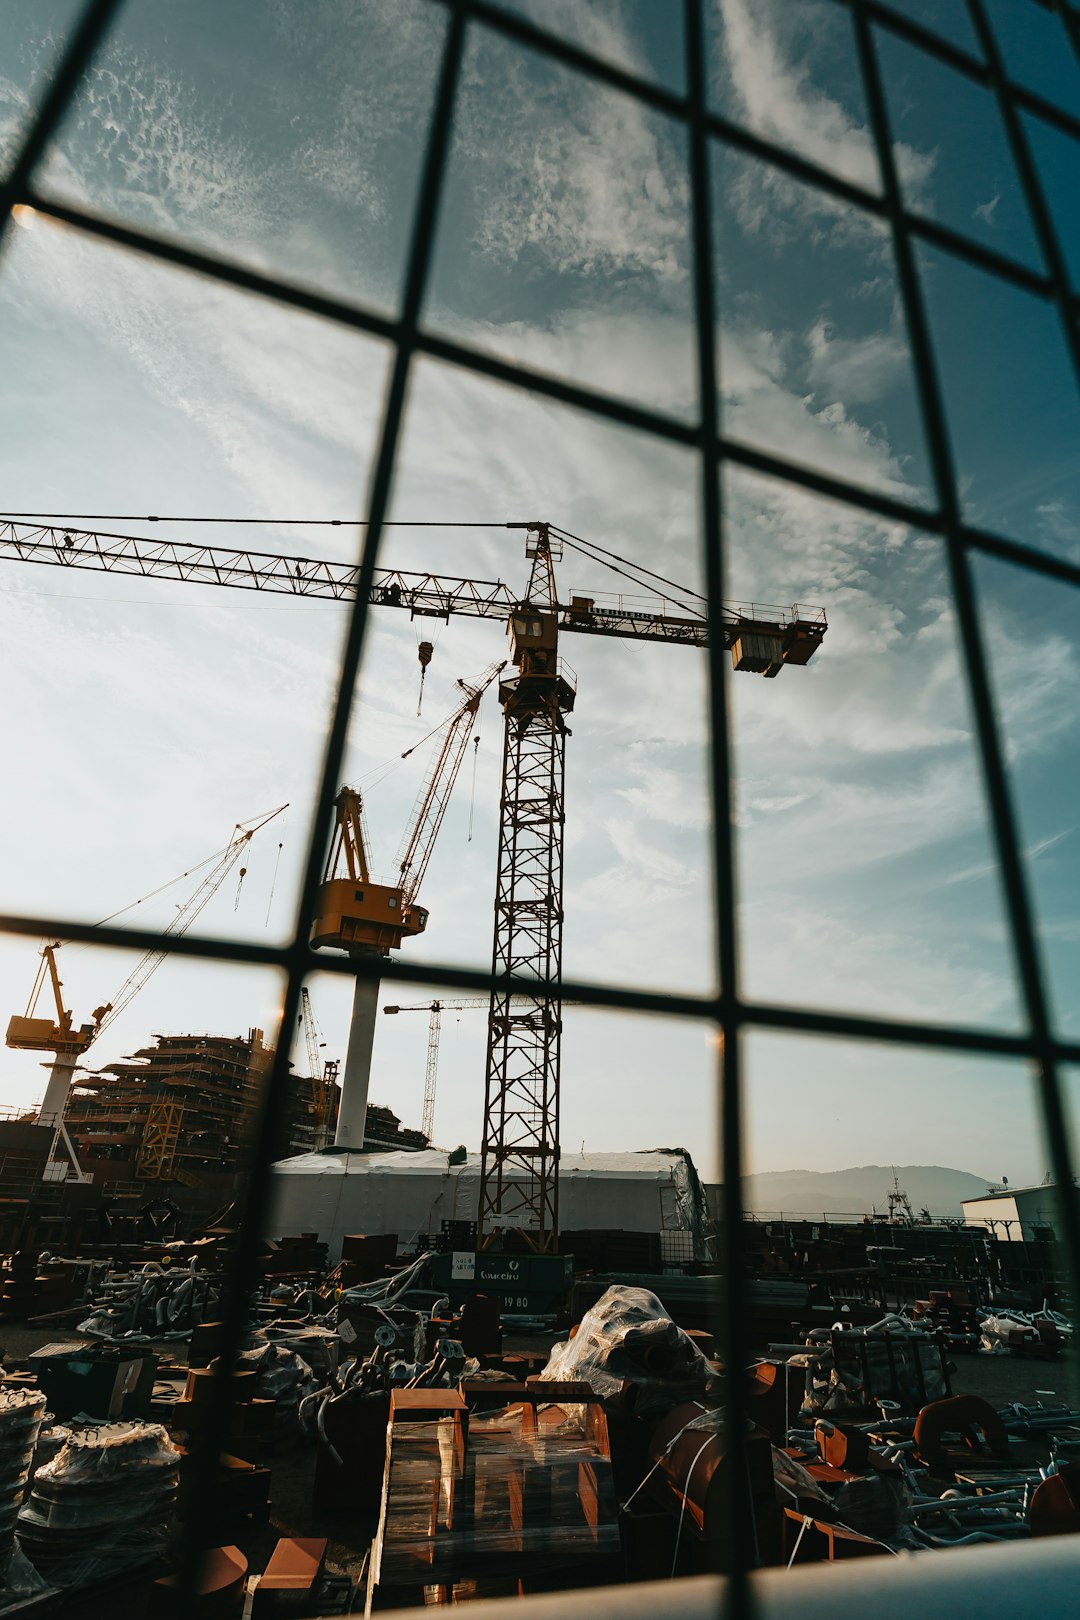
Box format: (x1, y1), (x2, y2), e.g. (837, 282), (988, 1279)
(550, 520), (706, 602)
(467, 687), (491, 845)
(25, 945), (55, 1018)
(0, 510), (705, 614)
(265, 841), (283, 928)
(549, 524), (705, 617)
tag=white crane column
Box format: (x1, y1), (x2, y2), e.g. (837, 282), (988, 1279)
(37, 1052), (79, 1132)
(334, 968), (380, 1150)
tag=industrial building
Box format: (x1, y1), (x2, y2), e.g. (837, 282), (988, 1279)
(268, 1145), (710, 1263)
(59, 1028), (428, 1196)
(962, 1184), (1065, 1243)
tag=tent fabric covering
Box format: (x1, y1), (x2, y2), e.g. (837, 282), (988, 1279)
(268, 1147), (707, 1263)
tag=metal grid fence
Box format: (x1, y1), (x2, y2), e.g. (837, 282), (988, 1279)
(2, 0), (1080, 1607)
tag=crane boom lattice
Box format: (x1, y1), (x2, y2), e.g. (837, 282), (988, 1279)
(396, 661), (504, 905)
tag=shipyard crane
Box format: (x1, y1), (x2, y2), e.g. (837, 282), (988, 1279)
(311, 663), (505, 1149)
(6, 803), (287, 1176)
(298, 987), (339, 1149)
(0, 516), (827, 1247)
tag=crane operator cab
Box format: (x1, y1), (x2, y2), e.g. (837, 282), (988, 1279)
(310, 787), (430, 956)
(310, 877), (428, 955)
(501, 609), (576, 715)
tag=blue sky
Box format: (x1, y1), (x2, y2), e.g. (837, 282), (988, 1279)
(0, 0), (1077, 1189)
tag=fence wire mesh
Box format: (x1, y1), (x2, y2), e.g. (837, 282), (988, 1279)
(1, 0), (1079, 1607)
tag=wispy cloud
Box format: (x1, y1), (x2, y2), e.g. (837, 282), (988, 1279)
(944, 826), (1075, 887)
(713, 0), (935, 205)
(974, 188), (1001, 227)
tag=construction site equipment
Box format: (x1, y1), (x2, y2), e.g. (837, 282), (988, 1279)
(0, 1390), (46, 1581)
(5, 804), (286, 1179)
(299, 989), (338, 1150)
(384, 997), (491, 1145)
(312, 663), (504, 1149)
(0, 517), (825, 1248)
(383, 994), (584, 1152)
(17, 1422), (182, 1587)
(367, 1385), (620, 1606)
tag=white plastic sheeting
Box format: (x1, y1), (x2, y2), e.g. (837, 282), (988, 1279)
(542, 1284), (712, 1413)
(268, 1148), (704, 1263)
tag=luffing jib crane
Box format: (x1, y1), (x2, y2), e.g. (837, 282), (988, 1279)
(310, 663), (505, 1150)
(6, 803), (287, 1177)
(0, 516), (826, 1245)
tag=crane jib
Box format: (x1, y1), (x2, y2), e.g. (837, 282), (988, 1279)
(0, 520), (832, 652)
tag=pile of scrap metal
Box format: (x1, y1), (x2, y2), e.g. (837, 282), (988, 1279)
(789, 1313), (951, 1419)
(910, 1289), (981, 1351)
(979, 1306), (1071, 1357)
(580, 1302), (1080, 1569)
(76, 1259), (223, 1342)
(737, 1314), (1080, 1562)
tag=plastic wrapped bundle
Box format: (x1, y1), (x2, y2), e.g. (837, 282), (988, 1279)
(17, 1421), (180, 1587)
(30, 1425), (72, 1474)
(541, 1285), (712, 1415)
(0, 1389), (46, 1582)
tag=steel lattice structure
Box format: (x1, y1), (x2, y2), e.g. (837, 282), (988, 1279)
(480, 679), (568, 1250)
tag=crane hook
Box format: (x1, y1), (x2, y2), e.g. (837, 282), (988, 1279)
(417, 640), (433, 716)
(234, 864), (248, 911)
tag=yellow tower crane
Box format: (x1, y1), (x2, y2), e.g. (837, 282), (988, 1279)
(299, 986), (339, 1149)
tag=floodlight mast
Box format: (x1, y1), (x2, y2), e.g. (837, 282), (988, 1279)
(0, 516), (826, 1243)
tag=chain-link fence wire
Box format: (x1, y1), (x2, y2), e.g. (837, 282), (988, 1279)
(1, 0), (1079, 1605)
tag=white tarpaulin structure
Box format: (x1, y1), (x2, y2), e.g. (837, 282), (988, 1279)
(268, 1147), (707, 1263)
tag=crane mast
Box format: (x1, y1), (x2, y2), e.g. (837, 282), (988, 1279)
(478, 528), (574, 1250)
(0, 515), (826, 1236)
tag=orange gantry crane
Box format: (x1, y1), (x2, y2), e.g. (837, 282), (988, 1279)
(0, 516), (826, 1246)
(6, 803), (287, 1178)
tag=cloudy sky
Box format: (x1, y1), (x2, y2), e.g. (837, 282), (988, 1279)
(0, 0), (1077, 1190)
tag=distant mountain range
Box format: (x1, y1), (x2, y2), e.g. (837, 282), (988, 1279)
(741, 1164), (1002, 1219)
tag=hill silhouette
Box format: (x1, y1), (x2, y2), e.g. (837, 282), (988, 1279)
(743, 1164), (1001, 1219)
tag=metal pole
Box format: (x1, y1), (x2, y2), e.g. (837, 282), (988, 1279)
(36, 1050), (78, 1130)
(334, 967), (380, 1150)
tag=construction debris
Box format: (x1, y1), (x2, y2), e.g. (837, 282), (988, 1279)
(0, 1208), (1077, 1611)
